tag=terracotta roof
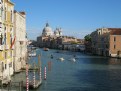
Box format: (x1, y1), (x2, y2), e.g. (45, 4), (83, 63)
(108, 28), (121, 30)
(110, 29), (121, 35)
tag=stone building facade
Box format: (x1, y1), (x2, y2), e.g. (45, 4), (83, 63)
(14, 11), (27, 72)
(90, 28), (121, 57)
(0, 0), (14, 81)
(109, 29), (121, 57)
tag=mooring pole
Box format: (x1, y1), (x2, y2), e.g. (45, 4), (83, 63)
(40, 67), (42, 81)
(26, 63), (29, 91)
(44, 66), (47, 80)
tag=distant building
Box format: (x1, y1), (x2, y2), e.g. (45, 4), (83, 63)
(37, 23), (62, 48)
(90, 28), (121, 57)
(109, 29), (121, 57)
(54, 28), (62, 37)
(42, 23), (62, 37)
(37, 23), (81, 50)
(42, 23), (53, 37)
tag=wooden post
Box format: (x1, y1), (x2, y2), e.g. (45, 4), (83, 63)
(38, 54), (41, 67)
(48, 61), (52, 71)
(40, 67), (42, 81)
(33, 71), (35, 88)
(33, 62), (36, 88)
(44, 66), (47, 80)
(26, 63), (29, 91)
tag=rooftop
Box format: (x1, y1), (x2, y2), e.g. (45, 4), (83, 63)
(110, 29), (121, 35)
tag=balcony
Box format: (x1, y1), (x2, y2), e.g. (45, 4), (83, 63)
(0, 45), (4, 51)
(5, 45), (9, 50)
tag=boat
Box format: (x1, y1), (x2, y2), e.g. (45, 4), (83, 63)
(69, 58), (76, 62)
(72, 58), (76, 62)
(43, 48), (49, 51)
(23, 80), (42, 89)
(29, 51), (36, 57)
(58, 57), (64, 61)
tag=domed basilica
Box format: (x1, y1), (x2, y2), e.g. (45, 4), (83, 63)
(37, 23), (79, 49)
(42, 23), (62, 37)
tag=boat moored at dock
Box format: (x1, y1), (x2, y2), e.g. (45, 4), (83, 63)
(28, 52), (36, 57)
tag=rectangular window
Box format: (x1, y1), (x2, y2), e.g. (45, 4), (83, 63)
(0, 37), (2, 45)
(114, 36), (116, 42)
(5, 11), (6, 20)
(11, 11), (12, 22)
(11, 51), (12, 57)
(5, 52), (7, 59)
(0, 9), (2, 17)
(114, 45), (116, 49)
(9, 62), (12, 67)
(0, 34), (3, 45)
(2, 62), (4, 71)
(5, 64), (7, 69)
(5, 33), (6, 45)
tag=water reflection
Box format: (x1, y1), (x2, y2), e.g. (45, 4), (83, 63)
(108, 58), (121, 65)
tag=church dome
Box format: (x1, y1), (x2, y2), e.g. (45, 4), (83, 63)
(54, 28), (59, 34)
(54, 28), (62, 37)
(42, 23), (53, 36)
(43, 27), (52, 33)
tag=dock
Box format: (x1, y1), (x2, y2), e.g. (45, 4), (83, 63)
(0, 54), (43, 90)
(23, 80), (42, 89)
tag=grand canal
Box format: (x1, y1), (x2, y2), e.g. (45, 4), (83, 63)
(7, 48), (121, 91)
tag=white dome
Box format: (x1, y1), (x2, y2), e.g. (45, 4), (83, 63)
(43, 27), (52, 33)
(42, 23), (53, 36)
(54, 30), (59, 34)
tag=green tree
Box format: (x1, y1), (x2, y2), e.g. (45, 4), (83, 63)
(84, 34), (91, 41)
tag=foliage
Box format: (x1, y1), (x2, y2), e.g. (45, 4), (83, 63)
(84, 34), (91, 41)
(71, 41), (78, 44)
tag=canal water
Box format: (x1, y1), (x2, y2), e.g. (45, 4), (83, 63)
(7, 49), (121, 91)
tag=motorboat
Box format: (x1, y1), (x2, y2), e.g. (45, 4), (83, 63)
(58, 57), (64, 61)
(69, 58), (76, 62)
(28, 51), (36, 57)
(43, 48), (49, 51)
